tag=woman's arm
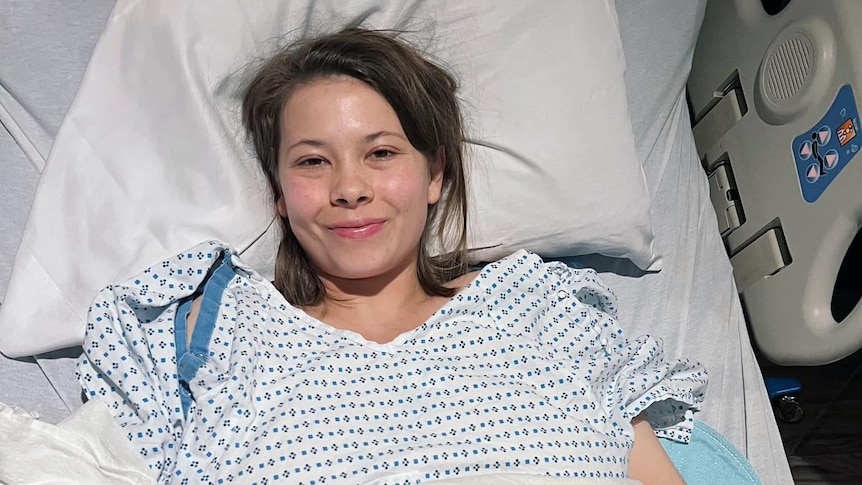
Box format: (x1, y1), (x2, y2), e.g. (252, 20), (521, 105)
(628, 414), (686, 485)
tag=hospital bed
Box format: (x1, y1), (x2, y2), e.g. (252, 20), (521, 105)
(0, 1), (793, 483)
(688, 0), (862, 366)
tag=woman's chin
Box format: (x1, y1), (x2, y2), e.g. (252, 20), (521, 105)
(316, 252), (413, 283)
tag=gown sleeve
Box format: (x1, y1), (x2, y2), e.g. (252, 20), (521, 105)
(76, 240), (233, 481)
(537, 260), (708, 443)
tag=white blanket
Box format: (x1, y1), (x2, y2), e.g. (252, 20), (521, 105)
(0, 400), (153, 485)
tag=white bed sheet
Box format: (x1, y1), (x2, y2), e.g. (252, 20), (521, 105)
(0, 1), (792, 483)
(0, 0), (115, 300)
(0, 0), (116, 422)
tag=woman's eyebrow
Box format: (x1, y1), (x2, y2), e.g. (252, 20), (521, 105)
(365, 131), (407, 143)
(286, 131), (407, 152)
(286, 139), (326, 152)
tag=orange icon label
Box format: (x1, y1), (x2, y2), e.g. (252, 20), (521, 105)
(837, 118), (856, 146)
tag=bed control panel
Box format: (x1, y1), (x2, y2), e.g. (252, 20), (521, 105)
(791, 84), (860, 203)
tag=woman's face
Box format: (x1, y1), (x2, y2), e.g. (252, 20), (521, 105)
(276, 76), (443, 283)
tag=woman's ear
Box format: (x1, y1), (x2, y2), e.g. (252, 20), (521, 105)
(427, 148), (445, 205)
(275, 195), (288, 218)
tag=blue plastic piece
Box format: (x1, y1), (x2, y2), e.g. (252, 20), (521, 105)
(764, 377), (802, 399)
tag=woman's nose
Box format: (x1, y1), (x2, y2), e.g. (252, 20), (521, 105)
(330, 163), (373, 207)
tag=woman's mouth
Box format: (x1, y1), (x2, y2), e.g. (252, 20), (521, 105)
(329, 220), (385, 239)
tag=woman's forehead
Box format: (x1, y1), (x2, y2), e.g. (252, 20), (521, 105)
(280, 76), (406, 143)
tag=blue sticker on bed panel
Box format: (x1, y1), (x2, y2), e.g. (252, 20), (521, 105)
(792, 84), (859, 203)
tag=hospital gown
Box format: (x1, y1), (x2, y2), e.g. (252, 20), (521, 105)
(76, 240), (707, 484)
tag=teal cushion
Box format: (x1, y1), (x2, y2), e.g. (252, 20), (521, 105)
(661, 420), (761, 484)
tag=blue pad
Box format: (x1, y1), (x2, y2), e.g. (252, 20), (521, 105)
(661, 420), (761, 484)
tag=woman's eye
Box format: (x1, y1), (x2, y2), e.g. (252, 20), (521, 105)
(370, 149), (394, 160)
(298, 157), (325, 167)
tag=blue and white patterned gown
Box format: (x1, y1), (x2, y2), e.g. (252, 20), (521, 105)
(76, 240), (707, 484)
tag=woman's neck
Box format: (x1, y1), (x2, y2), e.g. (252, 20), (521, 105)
(304, 260), (441, 343)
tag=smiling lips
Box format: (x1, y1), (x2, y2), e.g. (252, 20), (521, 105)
(329, 219), (386, 239)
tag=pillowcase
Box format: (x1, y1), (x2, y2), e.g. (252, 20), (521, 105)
(0, 0), (658, 357)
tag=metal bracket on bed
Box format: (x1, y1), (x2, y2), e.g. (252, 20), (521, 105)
(689, 72), (794, 295)
(700, 149), (792, 293)
(728, 222), (792, 292)
(692, 71), (748, 166)
(706, 159), (746, 238)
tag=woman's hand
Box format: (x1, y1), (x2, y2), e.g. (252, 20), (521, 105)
(628, 414), (686, 485)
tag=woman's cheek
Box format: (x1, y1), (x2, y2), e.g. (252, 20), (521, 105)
(385, 172), (427, 210)
(282, 178), (322, 212)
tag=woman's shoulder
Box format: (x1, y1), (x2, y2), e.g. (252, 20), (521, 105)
(450, 249), (549, 291)
(447, 269), (481, 293)
(469, 249), (607, 297)
(479, 249), (548, 274)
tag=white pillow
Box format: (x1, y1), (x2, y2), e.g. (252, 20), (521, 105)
(0, 0), (658, 357)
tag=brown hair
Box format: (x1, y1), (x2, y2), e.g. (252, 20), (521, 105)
(242, 27), (468, 306)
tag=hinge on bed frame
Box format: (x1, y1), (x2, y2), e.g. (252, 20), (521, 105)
(703, 155), (792, 292)
(728, 220), (793, 292)
(692, 70), (749, 165)
(706, 156), (746, 238)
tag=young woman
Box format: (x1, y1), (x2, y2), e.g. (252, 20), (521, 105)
(78, 28), (706, 484)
